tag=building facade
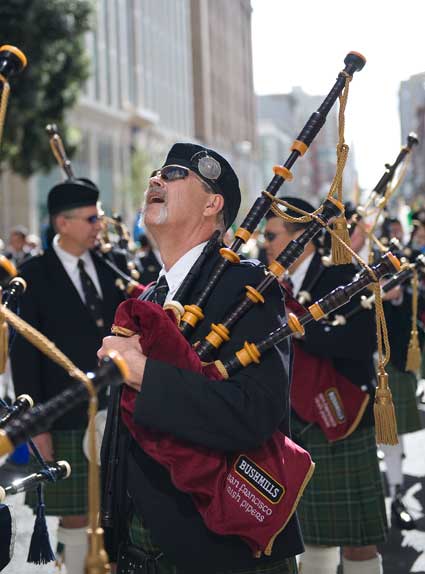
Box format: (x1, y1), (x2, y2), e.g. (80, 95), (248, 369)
(0, 0), (258, 239)
(399, 72), (425, 205)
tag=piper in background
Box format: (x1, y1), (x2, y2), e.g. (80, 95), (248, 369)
(10, 178), (124, 574)
(379, 216), (424, 530)
(263, 197), (387, 574)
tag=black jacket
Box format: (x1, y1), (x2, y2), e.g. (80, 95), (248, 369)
(101, 248), (304, 573)
(10, 247), (124, 430)
(293, 252), (377, 429)
(384, 288), (425, 373)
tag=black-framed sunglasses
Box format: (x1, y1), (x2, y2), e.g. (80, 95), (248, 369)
(150, 165), (190, 182)
(65, 214), (100, 224)
(264, 231), (284, 242)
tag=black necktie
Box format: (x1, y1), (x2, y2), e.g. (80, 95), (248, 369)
(151, 275), (169, 306)
(77, 259), (104, 330)
(282, 276), (294, 297)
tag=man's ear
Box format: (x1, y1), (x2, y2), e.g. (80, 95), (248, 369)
(204, 194), (224, 217)
(55, 214), (67, 234)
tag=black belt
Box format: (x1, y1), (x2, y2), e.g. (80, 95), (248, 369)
(116, 542), (164, 574)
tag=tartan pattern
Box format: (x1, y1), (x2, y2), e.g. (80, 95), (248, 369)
(26, 428), (88, 516)
(128, 514), (297, 574)
(291, 419), (388, 546)
(386, 363), (422, 434)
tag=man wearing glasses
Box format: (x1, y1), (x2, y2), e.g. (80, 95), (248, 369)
(10, 178), (124, 574)
(98, 143), (303, 573)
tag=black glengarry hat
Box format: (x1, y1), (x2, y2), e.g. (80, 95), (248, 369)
(48, 178), (99, 216)
(162, 143), (241, 229)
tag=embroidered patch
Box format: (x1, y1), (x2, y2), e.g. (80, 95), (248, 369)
(325, 387), (346, 423)
(234, 455), (285, 504)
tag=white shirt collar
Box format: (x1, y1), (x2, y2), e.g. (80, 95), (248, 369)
(158, 242), (208, 300)
(289, 251), (315, 296)
(53, 234), (91, 267)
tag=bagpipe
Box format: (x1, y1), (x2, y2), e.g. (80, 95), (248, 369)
(1, 276), (27, 374)
(331, 253), (425, 327)
(0, 44), (27, 146)
(0, 460), (71, 501)
(45, 123), (145, 298)
(0, 256), (17, 290)
(112, 249), (398, 556)
(177, 51), (366, 339)
(357, 132), (419, 217)
(104, 51), (373, 558)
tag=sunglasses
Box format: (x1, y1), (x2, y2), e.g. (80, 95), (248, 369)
(150, 165), (190, 182)
(264, 231), (285, 242)
(65, 214), (100, 224)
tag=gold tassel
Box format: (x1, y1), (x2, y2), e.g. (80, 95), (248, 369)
(331, 215), (352, 264)
(374, 369), (398, 445)
(405, 270), (421, 373)
(405, 330), (421, 373)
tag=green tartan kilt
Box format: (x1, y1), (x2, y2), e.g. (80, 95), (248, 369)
(26, 428), (88, 516)
(387, 363), (422, 435)
(291, 419), (388, 546)
(128, 514), (298, 574)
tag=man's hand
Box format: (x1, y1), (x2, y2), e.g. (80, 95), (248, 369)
(32, 432), (54, 461)
(98, 335), (146, 392)
(382, 285), (403, 304)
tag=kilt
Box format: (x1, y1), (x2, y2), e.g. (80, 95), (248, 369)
(127, 514), (298, 574)
(26, 428), (88, 516)
(386, 363), (422, 435)
(291, 418), (388, 546)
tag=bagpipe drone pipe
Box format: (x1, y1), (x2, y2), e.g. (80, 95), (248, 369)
(330, 253), (425, 327)
(178, 51), (366, 338)
(0, 352), (128, 457)
(356, 132), (419, 218)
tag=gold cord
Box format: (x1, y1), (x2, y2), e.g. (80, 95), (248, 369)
(0, 74), (10, 147)
(405, 269), (421, 373)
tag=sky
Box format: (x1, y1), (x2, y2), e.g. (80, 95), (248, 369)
(251, 0), (425, 191)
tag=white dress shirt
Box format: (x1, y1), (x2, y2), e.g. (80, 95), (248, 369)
(53, 235), (103, 303)
(289, 252), (315, 296)
(158, 242), (208, 302)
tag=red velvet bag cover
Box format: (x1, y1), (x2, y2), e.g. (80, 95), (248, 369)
(114, 299), (314, 557)
(290, 341), (370, 441)
(284, 296), (370, 441)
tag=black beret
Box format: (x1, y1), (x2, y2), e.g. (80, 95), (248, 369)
(48, 178), (99, 216)
(266, 196), (324, 248)
(266, 195), (316, 220)
(162, 143), (241, 229)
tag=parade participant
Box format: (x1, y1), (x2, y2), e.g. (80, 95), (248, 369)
(264, 197), (387, 574)
(379, 217), (423, 530)
(10, 178), (124, 574)
(98, 143), (302, 574)
(4, 225), (32, 267)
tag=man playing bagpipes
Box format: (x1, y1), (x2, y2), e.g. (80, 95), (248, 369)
(263, 197), (388, 574)
(9, 179), (125, 574)
(98, 143), (306, 574)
